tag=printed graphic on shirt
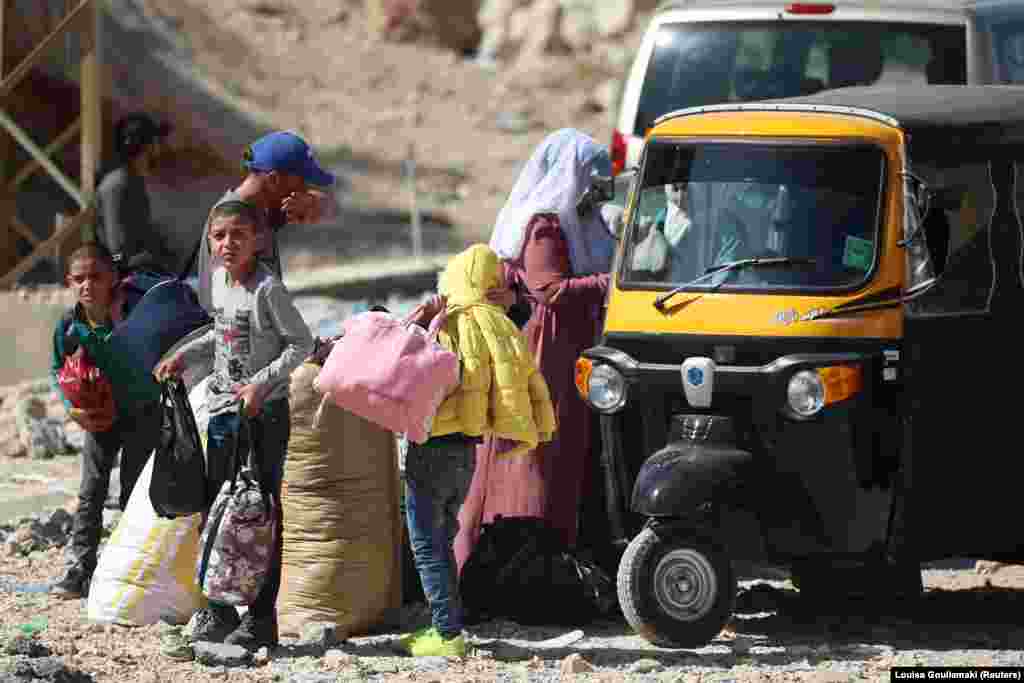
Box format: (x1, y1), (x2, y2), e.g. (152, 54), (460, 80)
(211, 307), (252, 394)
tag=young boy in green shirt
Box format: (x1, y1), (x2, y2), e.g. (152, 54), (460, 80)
(49, 243), (162, 599)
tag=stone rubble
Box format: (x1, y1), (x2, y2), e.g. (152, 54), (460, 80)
(0, 380), (75, 462)
(1, 508), (112, 558)
(368, 0), (653, 121)
(190, 643), (252, 668)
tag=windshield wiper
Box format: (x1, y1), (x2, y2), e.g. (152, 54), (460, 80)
(652, 257), (817, 312)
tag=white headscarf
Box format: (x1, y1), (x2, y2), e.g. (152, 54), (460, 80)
(489, 128), (616, 275)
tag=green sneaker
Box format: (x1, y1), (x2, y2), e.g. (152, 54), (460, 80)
(159, 630), (194, 661)
(408, 629), (465, 658)
(393, 625), (434, 654)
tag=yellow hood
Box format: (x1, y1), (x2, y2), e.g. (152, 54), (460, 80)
(430, 244), (556, 456)
(438, 243), (504, 306)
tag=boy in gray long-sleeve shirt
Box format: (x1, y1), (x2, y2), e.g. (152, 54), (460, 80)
(156, 199), (313, 650)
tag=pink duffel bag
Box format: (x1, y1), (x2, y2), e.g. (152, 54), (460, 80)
(314, 308), (459, 444)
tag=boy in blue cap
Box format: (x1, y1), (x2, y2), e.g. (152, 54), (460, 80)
(190, 130), (337, 311)
(176, 131), (333, 651)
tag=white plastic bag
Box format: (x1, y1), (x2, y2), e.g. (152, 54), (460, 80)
(631, 223), (670, 275)
(86, 372), (212, 626)
(86, 455), (207, 625)
(189, 375), (211, 453)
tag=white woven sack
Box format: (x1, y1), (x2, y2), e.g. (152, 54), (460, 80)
(86, 455), (207, 625)
(86, 371), (212, 625)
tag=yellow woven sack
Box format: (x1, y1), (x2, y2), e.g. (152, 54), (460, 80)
(278, 363), (403, 638)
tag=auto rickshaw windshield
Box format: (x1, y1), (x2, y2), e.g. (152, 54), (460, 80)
(622, 139), (886, 292)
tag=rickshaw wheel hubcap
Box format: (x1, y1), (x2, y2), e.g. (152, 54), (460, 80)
(652, 548), (718, 622)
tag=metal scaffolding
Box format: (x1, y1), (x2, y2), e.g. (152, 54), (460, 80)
(0, 0), (102, 288)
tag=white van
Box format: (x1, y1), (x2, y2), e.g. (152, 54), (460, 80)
(611, 0), (969, 175)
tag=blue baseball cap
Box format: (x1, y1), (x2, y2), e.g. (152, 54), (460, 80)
(244, 131), (336, 187)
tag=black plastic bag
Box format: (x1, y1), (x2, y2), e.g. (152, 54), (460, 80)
(150, 378), (208, 519)
(460, 515), (617, 626)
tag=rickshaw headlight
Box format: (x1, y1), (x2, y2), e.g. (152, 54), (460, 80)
(787, 370), (825, 417)
(588, 363), (627, 413)
(786, 365), (863, 417)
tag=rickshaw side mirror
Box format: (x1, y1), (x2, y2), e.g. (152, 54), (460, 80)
(922, 209), (951, 276)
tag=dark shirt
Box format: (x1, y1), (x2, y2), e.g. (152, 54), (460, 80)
(96, 167), (155, 267)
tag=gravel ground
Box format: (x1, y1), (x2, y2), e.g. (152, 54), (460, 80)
(3, 545), (1024, 683)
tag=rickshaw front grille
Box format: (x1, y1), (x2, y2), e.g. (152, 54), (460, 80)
(669, 414), (737, 443)
(604, 333), (885, 368)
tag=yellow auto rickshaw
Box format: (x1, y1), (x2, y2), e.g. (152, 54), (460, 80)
(575, 85), (1024, 648)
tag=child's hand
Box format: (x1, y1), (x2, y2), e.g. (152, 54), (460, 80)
(70, 407), (114, 433)
(154, 355), (184, 382)
(422, 294), (447, 319)
(411, 295), (447, 328)
(234, 383), (268, 418)
(486, 286), (515, 309)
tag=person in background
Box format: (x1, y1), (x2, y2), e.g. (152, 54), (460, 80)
(395, 244), (556, 658)
(95, 113), (173, 273)
(454, 128), (617, 569)
(189, 130), (337, 312)
(49, 243), (163, 599)
(155, 200), (314, 651)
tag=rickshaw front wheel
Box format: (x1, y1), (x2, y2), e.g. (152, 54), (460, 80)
(618, 526), (736, 649)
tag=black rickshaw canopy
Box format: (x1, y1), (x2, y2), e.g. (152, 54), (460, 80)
(655, 84), (1024, 162)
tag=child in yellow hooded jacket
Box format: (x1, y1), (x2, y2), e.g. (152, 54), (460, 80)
(395, 244), (555, 658)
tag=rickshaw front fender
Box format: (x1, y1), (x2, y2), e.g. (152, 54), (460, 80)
(631, 441), (753, 518)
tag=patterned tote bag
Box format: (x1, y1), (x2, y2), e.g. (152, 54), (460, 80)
(195, 413), (279, 606)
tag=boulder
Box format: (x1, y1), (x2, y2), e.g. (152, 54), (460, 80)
(593, 0), (638, 38)
(369, 0), (483, 53)
(477, 0), (530, 60)
(560, 653), (593, 675)
(416, 0), (484, 53)
(560, 1), (598, 52)
(0, 655), (95, 682)
(15, 396), (70, 460)
(581, 78), (620, 113)
(516, 0), (563, 61)
(299, 622), (344, 649)
(191, 642), (253, 668)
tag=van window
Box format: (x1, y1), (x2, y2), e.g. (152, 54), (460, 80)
(623, 140), (884, 292)
(973, 3), (1024, 84)
(634, 22), (966, 136)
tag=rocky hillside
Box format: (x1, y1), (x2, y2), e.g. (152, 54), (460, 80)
(135, 0), (656, 244)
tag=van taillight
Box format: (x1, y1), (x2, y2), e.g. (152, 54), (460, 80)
(611, 129), (627, 176)
(785, 3), (834, 13)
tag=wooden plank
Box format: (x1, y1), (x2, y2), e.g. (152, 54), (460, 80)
(9, 215), (39, 245)
(80, 68), (99, 200)
(7, 117), (80, 191)
(1, 0), (6, 78)
(0, 108), (85, 208)
(55, 211), (84, 274)
(0, 0), (91, 101)
(79, 0), (100, 203)
(0, 205), (92, 289)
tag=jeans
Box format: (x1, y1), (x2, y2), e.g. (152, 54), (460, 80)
(404, 433), (476, 639)
(68, 401), (161, 572)
(205, 399), (290, 617)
